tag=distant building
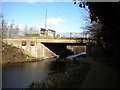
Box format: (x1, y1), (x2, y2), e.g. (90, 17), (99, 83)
(40, 28), (56, 37)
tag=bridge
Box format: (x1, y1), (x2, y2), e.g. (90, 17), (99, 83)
(2, 36), (93, 59)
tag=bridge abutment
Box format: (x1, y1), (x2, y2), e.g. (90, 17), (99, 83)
(2, 39), (58, 59)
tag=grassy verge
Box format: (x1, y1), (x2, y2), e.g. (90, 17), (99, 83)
(28, 59), (91, 88)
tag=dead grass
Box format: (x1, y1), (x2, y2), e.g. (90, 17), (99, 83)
(29, 59), (91, 88)
(2, 41), (26, 63)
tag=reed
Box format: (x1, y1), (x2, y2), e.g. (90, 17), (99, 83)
(29, 60), (90, 88)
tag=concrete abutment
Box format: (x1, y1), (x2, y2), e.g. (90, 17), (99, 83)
(2, 39), (58, 59)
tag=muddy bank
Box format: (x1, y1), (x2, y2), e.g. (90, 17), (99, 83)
(2, 41), (26, 63)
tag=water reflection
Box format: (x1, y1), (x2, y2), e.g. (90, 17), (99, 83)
(49, 60), (66, 73)
(2, 60), (53, 88)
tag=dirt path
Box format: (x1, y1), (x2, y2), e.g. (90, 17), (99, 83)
(78, 57), (119, 88)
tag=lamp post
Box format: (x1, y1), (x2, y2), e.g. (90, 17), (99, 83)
(70, 32), (72, 38)
(44, 9), (47, 37)
(45, 9), (47, 30)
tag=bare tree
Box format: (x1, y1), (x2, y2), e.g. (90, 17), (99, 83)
(13, 25), (19, 36)
(23, 25), (28, 36)
(1, 17), (9, 36)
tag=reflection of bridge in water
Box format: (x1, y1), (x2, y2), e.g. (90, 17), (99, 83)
(2, 37), (93, 59)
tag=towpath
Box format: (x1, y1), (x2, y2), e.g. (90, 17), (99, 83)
(77, 57), (119, 88)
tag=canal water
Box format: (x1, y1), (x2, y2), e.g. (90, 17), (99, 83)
(2, 59), (56, 88)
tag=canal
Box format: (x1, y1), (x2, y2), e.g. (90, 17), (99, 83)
(2, 46), (86, 88)
(2, 59), (57, 88)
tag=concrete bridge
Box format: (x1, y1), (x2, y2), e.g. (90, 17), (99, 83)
(2, 37), (92, 59)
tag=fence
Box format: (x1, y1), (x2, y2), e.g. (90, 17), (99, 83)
(1, 30), (90, 38)
(56, 32), (89, 38)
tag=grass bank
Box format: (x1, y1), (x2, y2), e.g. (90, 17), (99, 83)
(29, 59), (91, 88)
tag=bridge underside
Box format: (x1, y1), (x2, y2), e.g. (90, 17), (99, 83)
(42, 42), (86, 58)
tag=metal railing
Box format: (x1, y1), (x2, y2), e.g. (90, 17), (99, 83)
(56, 32), (89, 38)
(1, 30), (91, 39)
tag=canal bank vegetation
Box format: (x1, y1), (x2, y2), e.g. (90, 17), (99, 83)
(76, 2), (120, 70)
(28, 59), (90, 88)
(1, 41), (57, 64)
